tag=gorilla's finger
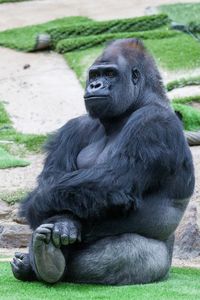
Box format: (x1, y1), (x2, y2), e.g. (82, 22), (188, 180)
(52, 230), (61, 248)
(68, 229), (77, 244)
(35, 233), (47, 242)
(13, 257), (23, 267)
(36, 227), (52, 235)
(15, 252), (24, 260)
(60, 234), (69, 245)
(39, 224), (54, 229)
(11, 261), (19, 272)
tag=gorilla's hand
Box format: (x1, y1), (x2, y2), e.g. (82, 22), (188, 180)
(51, 216), (82, 248)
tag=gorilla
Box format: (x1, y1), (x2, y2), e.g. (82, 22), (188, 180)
(11, 38), (194, 285)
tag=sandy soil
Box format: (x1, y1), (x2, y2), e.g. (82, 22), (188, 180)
(0, 0), (199, 31)
(0, 46), (199, 134)
(0, 154), (44, 193)
(0, 47), (85, 134)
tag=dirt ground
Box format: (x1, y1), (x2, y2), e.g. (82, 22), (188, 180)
(0, 0), (199, 31)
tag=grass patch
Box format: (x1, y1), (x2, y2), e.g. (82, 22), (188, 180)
(0, 101), (47, 153)
(0, 16), (91, 51)
(0, 189), (28, 204)
(56, 29), (177, 53)
(0, 147), (29, 169)
(172, 103), (200, 131)
(65, 33), (200, 88)
(48, 14), (169, 44)
(1, 264), (200, 300)
(173, 95), (200, 105)
(159, 3), (200, 25)
(167, 76), (200, 91)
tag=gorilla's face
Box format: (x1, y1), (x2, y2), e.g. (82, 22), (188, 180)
(84, 43), (141, 119)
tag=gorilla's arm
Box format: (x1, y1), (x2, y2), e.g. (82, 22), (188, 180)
(21, 106), (194, 229)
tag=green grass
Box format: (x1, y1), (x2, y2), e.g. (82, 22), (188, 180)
(0, 189), (28, 204)
(173, 95), (200, 105)
(167, 76), (200, 91)
(0, 147), (29, 169)
(159, 3), (200, 25)
(145, 35), (200, 71)
(172, 103), (200, 131)
(0, 16), (91, 51)
(1, 264), (200, 300)
(0, 101), (47, 153)
(56, 29), (177, 53)
(65, 33), (200, 87)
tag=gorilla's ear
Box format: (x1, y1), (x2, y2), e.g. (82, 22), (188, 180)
(132, 68), (140, 85)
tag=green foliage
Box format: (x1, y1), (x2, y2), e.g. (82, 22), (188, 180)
(48, 14), (169, 44)
(0, 16), (91, 51)
(0, 147), (29, 169)
(159, 3), (200, 25)
(172, 103), (200, 131)
(1, 263), (200, 300)
(167, 76), (200, 91)
(56, 29), (177, 53)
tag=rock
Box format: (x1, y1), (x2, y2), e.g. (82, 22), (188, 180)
(0, 200), (11, 220)
(0, 221), (32, 248)
(11, 204), (28, 225)
(174, 202), (200, 259)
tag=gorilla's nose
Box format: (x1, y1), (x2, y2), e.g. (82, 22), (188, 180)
(89, 81), (103, 92)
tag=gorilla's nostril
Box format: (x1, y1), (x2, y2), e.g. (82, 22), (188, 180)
(90, 81), (103, 90)
(95, 83), (101, 89)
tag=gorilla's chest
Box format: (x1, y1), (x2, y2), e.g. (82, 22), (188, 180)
(77, 137), (115, 169)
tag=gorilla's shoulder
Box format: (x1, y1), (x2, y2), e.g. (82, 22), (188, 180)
(44, 115), (101, 152)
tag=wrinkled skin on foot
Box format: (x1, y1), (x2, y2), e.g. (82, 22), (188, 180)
(11, 216), (82, 283)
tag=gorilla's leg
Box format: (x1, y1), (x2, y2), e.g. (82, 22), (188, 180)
(67, 233), (174, 285)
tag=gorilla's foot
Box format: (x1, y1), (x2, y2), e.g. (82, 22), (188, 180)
(33, 224), (65, 283)
(11, 252), (36, 281)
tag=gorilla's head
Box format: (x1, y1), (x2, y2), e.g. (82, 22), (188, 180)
(84, 38), (166, 119)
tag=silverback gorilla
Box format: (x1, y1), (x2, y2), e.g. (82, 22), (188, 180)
(11, 38), (194, 285)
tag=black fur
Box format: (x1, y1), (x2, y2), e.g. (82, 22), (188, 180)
(15, 38), (195, 284)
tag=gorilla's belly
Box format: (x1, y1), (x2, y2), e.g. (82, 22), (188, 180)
(77, 137), (114, 169)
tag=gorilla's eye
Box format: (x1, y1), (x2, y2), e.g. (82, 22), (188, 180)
(105, 70), (115, 78)
(89, 71), (99, 80)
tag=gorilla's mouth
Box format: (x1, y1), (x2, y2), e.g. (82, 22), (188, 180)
(84, 95), (109, 99)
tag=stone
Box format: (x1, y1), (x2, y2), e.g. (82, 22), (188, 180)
(11, 204), (28, 225)
(0, 221), (32, 248)
(0, 200), (11, 220)
(174, 202), (200, 259)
